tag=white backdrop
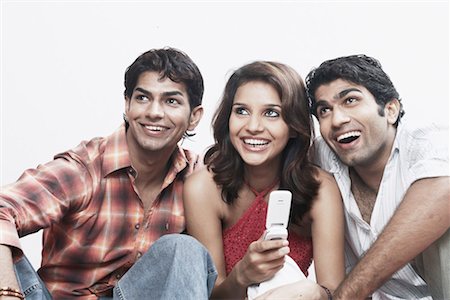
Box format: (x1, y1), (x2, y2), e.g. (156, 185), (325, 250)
(1, 1), (449, 270)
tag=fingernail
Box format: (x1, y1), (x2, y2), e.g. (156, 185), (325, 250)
(280, 247), (290, 255)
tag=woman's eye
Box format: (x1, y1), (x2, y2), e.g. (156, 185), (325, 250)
(265, 110), (280, 118)
(235, 107), (249, 115)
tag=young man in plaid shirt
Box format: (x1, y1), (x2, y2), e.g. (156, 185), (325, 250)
(0, 48), (216, 299)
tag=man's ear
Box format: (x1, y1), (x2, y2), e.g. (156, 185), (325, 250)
(385, 98), (401, 125)
(188, 106), (204, 131)
(123, 96), (131, 122)
(124, 96), (131, 111)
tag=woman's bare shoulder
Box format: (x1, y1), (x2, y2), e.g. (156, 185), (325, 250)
(184, 167), (223, 204)
(186, 166), (216, 187)
(313, 165), (336, 185)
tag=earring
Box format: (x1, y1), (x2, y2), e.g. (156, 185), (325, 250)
(123, 113), (128, 122)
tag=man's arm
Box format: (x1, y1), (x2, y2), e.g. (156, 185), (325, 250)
(0, 245), (21, 298)
(334, 176), (450, 299)
(0, 154), (91, 298)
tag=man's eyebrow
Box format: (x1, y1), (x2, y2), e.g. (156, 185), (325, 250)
(134, 87), (150, 94)
(134, 87), (184, 97)
(336, 88), (362, 99)
(315, 100), (328, 108)
(162, 91), (185, 97)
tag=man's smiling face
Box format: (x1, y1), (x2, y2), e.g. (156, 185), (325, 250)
(124, 71), (202, 155)
(314, 79), (397, 168)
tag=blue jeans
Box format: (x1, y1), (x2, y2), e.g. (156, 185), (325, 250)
(13, 255), (52, 300)
(15, 234), (217, 299)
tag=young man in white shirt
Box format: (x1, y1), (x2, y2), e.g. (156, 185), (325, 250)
(306, 54), (449, 300)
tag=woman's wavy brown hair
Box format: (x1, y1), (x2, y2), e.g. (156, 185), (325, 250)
(205, 61), (320, 221)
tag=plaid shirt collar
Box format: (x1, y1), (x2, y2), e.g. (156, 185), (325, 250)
(102, 124), (196, 181)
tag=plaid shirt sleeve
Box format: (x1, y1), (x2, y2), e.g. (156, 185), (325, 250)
(0, 143), (96, 253)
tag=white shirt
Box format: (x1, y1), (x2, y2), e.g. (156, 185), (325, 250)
(314, 123), (449, 300)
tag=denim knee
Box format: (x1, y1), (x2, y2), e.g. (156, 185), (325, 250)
(155, 234), (198, 249)
(114, 234), (217, 299)
(152, 234), (216, 269)
(154, 234), (217, 294)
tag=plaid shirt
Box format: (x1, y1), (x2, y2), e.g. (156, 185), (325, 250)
(0, 124), (198, 299)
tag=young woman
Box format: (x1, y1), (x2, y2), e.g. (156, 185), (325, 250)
(183, 61), (344, 299)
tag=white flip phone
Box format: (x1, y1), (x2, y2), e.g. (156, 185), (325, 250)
(263, 190), (292, 240)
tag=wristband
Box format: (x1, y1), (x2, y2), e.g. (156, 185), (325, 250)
(0, 287), (25, 299)
(319, 285), (332, 300)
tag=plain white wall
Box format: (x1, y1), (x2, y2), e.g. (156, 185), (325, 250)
(1, 1), (449, 271)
